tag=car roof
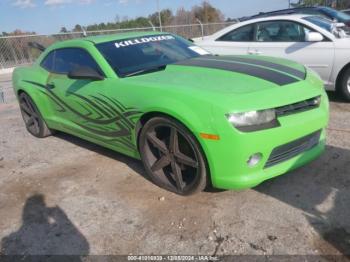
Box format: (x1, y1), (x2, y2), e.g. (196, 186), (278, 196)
(52, 31), (167, 48)
(240, 6), (322, 21)
(239, 14), (310, 23)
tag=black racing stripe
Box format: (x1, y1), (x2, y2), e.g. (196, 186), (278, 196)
(203, 56), (306, 80)
(176, 58), (299, 86)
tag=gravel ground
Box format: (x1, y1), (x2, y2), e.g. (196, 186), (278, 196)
(0, 73), (350, 257)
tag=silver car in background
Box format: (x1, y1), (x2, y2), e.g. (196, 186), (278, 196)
(194, 15), (350, 101)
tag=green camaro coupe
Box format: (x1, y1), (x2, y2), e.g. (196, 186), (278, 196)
(13, 32), (329, 195)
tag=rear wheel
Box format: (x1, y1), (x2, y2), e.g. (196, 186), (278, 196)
(337, 68), (350, 102)
(139, 117), (208, 195)
(19, 92), (54, 138)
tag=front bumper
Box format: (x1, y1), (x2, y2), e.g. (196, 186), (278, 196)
(212, 134), (325, 190)
(199, 93), (329, 190)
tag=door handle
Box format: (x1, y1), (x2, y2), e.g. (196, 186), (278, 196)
(248, 50), (262, 55)
(46, 83), (55, 89)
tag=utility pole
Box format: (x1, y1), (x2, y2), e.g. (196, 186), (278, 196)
(157, 0), (162, 32)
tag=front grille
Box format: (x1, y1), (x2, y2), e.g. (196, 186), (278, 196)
(275, 96), (320, 117)
(264, 130), (321, 168)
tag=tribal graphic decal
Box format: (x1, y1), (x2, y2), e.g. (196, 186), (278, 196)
(24, 80), (142, 151)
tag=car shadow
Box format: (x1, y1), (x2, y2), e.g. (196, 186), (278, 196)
(54, 131), (225, 193)
(54, 132), (350, 256)
(255, 145), (350, 256)
(53, 132), (150, 182)
(0, 194), (89, 260)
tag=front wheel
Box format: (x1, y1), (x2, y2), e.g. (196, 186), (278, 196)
(139, 117), (208, 195)
(337, 68), (350, 102)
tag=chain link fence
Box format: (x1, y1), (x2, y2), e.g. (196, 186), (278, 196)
(0, 89), (4, 103)
(0, 22), (235, 70)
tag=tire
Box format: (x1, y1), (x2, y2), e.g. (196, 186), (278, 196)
(337, 68), (350, 102)
(139, 116), (208, 195)
(18, 92), (54, 138)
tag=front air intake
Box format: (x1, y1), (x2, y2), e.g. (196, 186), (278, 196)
(265, 130), (321, 168)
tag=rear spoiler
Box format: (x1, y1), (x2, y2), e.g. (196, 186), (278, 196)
(28, 42), (46, 52)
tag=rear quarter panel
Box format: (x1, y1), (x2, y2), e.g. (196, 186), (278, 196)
(12, 65), (60, 129)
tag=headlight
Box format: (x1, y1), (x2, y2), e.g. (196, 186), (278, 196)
(226, 109), (277, 131)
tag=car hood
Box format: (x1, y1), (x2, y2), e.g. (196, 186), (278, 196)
(123, 55), (322, 110)
(334, 36), (350, 47)
(191, 36), (212, 42)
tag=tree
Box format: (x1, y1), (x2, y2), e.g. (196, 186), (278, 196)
(72, 24), (82, 32)
(292, 0), (350, 9)
(149, 9), (174, 26)
(191, 1), (224, 23)
(173, 7), (193, 25)
(61, 1), (225, 34)
(333, 0), (350, 9)
(98, 23), (107, 30)
(60, 27), (68, 33)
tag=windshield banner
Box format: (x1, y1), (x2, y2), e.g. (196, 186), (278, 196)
(115, 35), (175, 48)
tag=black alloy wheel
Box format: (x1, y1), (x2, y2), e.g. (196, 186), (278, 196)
(139, 117), (208, 195)
(338, 67), (350, 102)
(19, 92), (53, 138)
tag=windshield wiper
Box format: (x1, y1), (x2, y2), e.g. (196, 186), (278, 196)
(123, 65), (167, 77)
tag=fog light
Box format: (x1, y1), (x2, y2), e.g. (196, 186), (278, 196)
(247, 153), (262, 167)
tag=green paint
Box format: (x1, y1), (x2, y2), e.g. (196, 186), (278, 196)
(12, 32), (329, 190)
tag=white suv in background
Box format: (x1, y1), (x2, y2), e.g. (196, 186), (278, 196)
(194, 15), (350, 101)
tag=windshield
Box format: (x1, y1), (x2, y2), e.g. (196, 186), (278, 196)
(303, 16), (333, 32)
(321, 7), (350, 22)
(303, 16), (349, 38)
(96, 34), (210, 77)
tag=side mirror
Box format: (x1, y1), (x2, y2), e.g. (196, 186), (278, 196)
(335, 22), (346, 27)
(68, 66), (104, 81)
(305, 32), (324, 42)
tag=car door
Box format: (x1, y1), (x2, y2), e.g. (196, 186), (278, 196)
(44, 48), (122, 141)
(248, 20), (335, 85)
(202, 24), (254, 55)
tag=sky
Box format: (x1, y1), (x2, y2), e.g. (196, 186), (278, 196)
(0, 0), (297, 34)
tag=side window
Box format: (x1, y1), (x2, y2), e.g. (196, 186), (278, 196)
(40, 51), (55, 71)
(53, 48), (101, 75)
(217, 24), (254, 42)
(256, 21), (311, 42)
